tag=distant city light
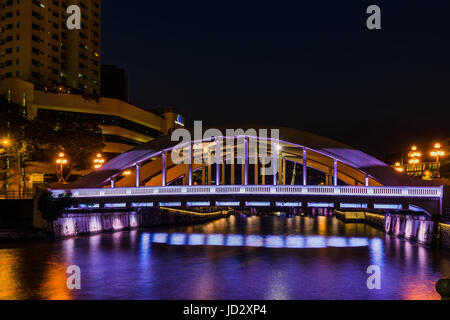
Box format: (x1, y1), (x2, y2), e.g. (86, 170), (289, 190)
(2, 138), (10, 147)
(394, 162), (405, 172)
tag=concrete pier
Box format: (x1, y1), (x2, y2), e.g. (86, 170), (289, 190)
(335, 209), (437, 247)
(51, 208), (229, 238)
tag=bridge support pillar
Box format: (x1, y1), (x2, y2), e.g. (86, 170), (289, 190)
(334, 159), (338, 186)
(188, 143), (193, 186)
(254, 151), (259, 185)
(303, 148), (308, 186)
(136, 163), (141, 187)
(216, 137), (221, 186)
(162, 152), (167, 187)
(244, 137), (249, 186)
(110, 177), (115, 188)
(365, 175), (370, 187)
(273, 142), (278, 186)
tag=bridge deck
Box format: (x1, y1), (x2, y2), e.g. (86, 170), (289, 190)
(53, 185), (443, 199)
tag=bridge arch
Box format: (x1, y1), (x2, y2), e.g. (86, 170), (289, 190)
(70, 125), (438, 189)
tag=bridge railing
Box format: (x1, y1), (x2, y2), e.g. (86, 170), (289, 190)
(52, 185), (443, 199)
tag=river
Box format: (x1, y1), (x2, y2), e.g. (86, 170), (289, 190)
(1, 215), (449, 300)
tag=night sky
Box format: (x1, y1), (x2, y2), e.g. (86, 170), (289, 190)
(101, 1), (450, 161)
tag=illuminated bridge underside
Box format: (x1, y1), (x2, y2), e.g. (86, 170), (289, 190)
(53, 185), (444, 216)
(59, 126), (444, 214)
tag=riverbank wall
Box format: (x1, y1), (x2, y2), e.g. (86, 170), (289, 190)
(51, 208), (229, 238)
(52, 211), (142, 238)
(438, 220), (450, 250)
(384, 213), (435, 247)
(335, 210), (438, 247)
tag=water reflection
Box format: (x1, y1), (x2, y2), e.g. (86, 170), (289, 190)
(0, 216), (449, 300)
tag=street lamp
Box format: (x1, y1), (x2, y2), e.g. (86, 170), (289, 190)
(408, 146), (422, 175)
(2, 138), (10, 147)
(431, 143), (445, 178)
(2, 138), (11, 192)
(394, 162), (404, 173)
(93, 153), (105, 170)
(56, 152), (68, 182)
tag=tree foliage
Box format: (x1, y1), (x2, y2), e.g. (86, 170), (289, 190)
(29, 111), (105, 181)
(38, 190), (76, 229)
(0, 95), (105, 183)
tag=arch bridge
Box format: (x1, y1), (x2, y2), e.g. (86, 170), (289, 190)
(53, 126), (444, 215)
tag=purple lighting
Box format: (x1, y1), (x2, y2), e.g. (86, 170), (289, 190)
(140, 232), (371, 249)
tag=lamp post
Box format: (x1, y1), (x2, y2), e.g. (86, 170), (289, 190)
(93, 153), (105, 170)
(56, 152), (68, 183)
(431, 143), (445, 178)
(408, 146), (421, 176)
(2, 138), (10, 192)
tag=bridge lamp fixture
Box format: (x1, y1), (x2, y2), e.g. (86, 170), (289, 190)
(276, 144), (282, 152)
(123, 170), (132, 176)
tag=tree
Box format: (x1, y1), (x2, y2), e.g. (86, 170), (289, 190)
(38, 189), (75, 233)
(0, 95), (105, 187)
(27, 111), (105, 182)
(0, 95), (35, 194)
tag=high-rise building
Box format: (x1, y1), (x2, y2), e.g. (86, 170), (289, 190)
(0, 0), (101, 95)
(101, 64), (129, 102)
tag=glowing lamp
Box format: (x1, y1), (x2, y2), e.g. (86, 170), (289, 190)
(431, 150), (445, 157)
